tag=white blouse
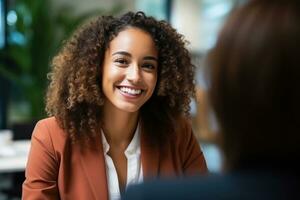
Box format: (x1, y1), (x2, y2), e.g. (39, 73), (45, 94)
(101, 125), (143, 200)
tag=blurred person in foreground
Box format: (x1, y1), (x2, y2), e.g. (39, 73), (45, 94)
(22, 11), (207, 200)
(123, 0), (300, 199)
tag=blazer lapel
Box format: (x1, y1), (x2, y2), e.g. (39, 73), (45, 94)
(141, 128), (160, 179)
(77, 136), (108, 200)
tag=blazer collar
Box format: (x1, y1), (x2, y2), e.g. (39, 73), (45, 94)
(76, 135), (108, 200)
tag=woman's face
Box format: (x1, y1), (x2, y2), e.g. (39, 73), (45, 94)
(102, 27), (158, 113)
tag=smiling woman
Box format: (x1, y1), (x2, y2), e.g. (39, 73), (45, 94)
(22, 11), (208, 200)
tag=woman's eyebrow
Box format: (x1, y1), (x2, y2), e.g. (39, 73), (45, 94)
(112, 51), (157, 61)
(112, 51), (131, 57)
(144, 56), (157, 61)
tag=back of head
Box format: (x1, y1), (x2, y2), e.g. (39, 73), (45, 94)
(208, 0), (300, 170)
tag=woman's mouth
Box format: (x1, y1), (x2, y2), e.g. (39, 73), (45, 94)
(117, 86), (143, 96)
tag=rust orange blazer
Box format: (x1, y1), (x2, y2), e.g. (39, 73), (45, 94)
(22, 117), (207, 200)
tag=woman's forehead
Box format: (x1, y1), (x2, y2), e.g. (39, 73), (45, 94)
(107, 28), (158, 57)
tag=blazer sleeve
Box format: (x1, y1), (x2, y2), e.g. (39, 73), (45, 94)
(22, 120), (60, 199)
(179, 119), (208, 175)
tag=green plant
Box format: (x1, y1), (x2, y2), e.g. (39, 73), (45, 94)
(0, 0), (121, 121)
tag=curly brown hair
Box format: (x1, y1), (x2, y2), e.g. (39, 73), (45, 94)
(46, 11), (196, 144)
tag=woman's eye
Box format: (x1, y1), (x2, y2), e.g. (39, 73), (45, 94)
(142, 63), (156, 70)
(115, 58), (128, 65)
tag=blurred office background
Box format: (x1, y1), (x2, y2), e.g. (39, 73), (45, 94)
(0, 0), (243, 199)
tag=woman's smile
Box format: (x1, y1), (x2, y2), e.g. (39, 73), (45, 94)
(117, 85), (144, 99)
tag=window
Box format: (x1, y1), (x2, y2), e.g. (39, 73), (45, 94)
(0, 0), (5, 49)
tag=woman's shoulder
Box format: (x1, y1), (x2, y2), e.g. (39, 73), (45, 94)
(33, 116), (68, 142)
(175, 116), (193, 135)
(160, 116), (194, 145)
(36, 117), (63, 132)
(172, 116), (198, 147)
(37, 116), (59, 127)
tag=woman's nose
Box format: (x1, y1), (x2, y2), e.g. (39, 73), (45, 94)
(126, 64), (141, 83)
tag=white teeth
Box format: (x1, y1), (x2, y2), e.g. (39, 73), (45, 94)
(119, 87), (142, 95)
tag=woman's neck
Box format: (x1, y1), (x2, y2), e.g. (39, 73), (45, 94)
(102, 103), (139, 149)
